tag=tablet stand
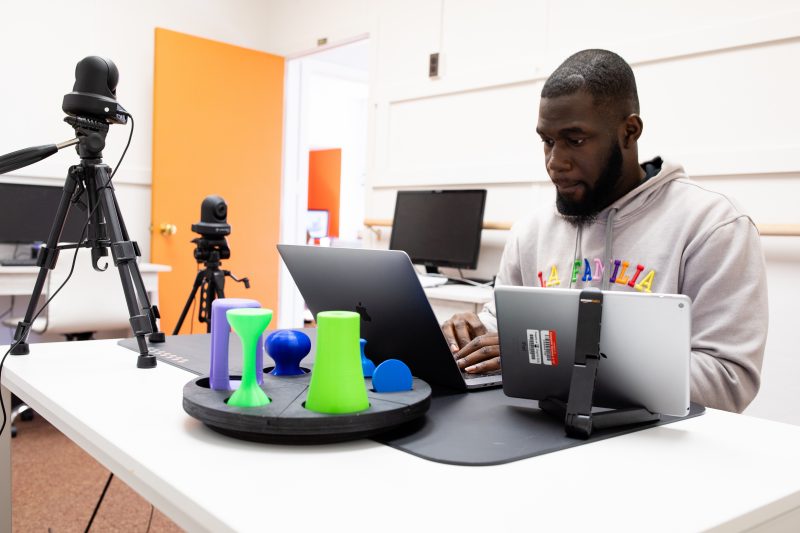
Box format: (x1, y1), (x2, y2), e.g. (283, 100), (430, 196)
(538, 288), (661, 439)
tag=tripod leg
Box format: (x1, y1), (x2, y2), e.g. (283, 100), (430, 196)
(91, 164), (156, 368)
(11, 166), (82, 355)
(173, 270), (206, 335)
(110, 190), (131, 244)
(84, 167), (109, 269)
(198, 269), (227, 333)
(104, 187), (165, 342)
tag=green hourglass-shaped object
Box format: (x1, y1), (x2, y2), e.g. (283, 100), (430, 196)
(226, 308), (273, 408)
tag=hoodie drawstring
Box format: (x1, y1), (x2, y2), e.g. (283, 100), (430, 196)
(570, 225), (583, 288)
(601, 208), (619, 290)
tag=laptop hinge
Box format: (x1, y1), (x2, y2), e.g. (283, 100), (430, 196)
(539, 288), (661, 439)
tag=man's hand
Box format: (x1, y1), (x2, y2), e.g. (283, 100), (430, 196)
(440, 312), (500, 373)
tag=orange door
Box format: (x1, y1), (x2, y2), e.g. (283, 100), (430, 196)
(151, 28), (284, 334)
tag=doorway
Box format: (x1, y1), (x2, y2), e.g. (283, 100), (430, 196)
(279, 37), (370, 328)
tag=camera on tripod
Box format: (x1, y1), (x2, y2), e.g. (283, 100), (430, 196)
(172, 195), (250, 335)
(0, 56), (164, 368)
(191, 195), (231, 263)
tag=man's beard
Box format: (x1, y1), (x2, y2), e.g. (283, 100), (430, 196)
(555, 141), (623, 227)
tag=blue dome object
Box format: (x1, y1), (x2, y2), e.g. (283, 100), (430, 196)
(372, 359), (413, 392)
(266, 330), (311, 376)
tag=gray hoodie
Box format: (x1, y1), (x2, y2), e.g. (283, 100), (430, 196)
(481, 158), (768, 413)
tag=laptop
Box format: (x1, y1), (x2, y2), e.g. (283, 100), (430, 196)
(495, 286), (691, 417)
(277, 244), (502, 391)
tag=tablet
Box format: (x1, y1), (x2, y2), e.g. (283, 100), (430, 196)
(495, 286), (691, 417)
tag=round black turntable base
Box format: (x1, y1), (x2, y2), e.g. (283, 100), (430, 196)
(183, 372), (432, 444)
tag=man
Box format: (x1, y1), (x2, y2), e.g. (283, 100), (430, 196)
(441, 49), (767, 413)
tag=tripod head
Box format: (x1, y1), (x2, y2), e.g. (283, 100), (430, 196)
(192, 236), (231, 265)
(65, 116), (109, 160)
(0, 56), (126, 175)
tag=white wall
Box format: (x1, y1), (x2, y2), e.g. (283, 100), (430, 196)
(0, 0), (299, 257)
(247, 0), (373, 56)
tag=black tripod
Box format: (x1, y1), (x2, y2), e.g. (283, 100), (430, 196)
(172, 236), (249, 335)
(0, 115), (164, 368)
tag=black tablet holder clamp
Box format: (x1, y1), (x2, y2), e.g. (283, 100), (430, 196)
(538, 288), (661, 439)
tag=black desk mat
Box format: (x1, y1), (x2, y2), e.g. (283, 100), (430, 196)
(119, 333), (705, 466)
(119, 333), (244, 375)
(376, 390), (705, 465)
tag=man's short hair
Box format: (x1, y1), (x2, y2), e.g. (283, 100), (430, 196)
(541, 49), (639, 116)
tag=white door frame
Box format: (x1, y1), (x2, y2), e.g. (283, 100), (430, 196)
(278, 34), (370, 328)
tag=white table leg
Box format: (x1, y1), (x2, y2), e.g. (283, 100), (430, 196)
(1, 383), (12, 533)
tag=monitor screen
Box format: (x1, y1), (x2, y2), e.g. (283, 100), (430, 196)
(389, 189), (486, 270)
(0, 182), (87, 244)
(306, 209), (329, 239)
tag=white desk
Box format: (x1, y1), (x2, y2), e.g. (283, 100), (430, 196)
(0, 262), (170, 302)
(3, 339), (800, 532)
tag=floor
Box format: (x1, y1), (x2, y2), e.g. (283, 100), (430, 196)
(11, 411), (182, 532)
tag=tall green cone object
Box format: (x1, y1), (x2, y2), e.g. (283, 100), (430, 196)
(306, 310), (369, 414)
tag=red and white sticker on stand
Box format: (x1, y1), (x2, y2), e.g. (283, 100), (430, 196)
(527, 329), (559, 366)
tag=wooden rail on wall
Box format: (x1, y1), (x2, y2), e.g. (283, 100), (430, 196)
(757, 224), (800, 237)
(364, 218), (513, 232)
(364, 219), (800, 237)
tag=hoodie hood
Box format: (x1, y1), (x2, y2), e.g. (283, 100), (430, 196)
(596, 157), (687, 225)
(563, 157), (686, 289)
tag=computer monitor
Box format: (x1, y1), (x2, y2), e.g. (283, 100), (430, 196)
(0, 182), (87, 244)
(306, 209), (329, 239)
(389, 189), (487, 274)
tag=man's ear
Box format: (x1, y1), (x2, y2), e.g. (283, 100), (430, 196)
(621, 114), (643, 148)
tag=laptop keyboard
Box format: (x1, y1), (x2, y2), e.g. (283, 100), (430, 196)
(462, 368), (502, 380)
